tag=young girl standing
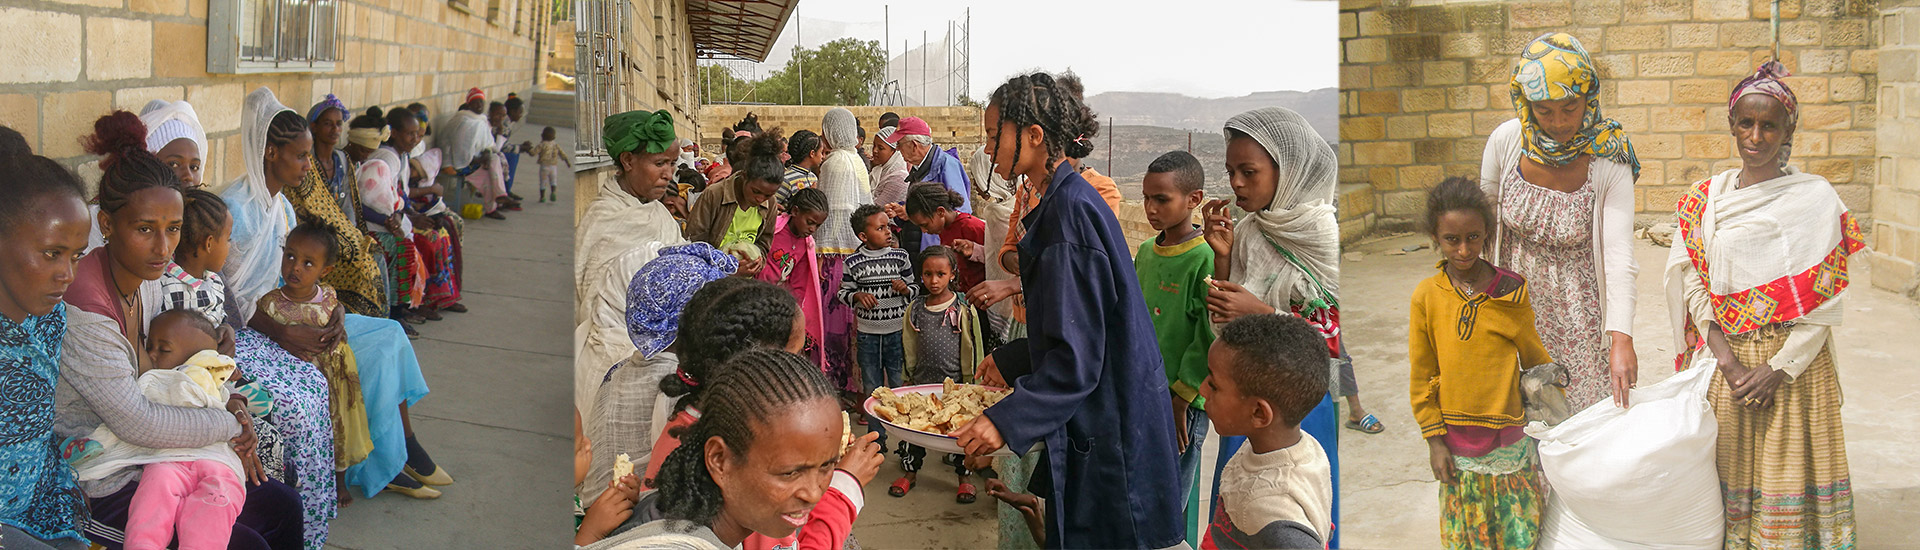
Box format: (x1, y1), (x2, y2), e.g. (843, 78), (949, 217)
(890, 246), (987, 504)
(758, 187), (829, 369)
(1408, 177), (1551, 549)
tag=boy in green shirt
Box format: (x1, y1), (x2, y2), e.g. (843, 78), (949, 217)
(1135, 150), (1216, 546)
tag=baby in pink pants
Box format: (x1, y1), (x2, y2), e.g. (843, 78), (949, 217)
(68, 310), (248, 550)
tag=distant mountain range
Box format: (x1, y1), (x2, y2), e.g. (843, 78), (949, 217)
(1078, 88), (1337, 200)
(1085, 88), (1338, 144)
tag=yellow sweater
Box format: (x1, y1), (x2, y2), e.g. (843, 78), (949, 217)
(1408, 262), (1552, 439)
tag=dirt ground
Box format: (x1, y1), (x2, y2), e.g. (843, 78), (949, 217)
(846, 233), (1919, 549)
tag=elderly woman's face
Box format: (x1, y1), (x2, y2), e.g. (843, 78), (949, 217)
(1528, 97), (1587, 143)
(1730, 94), (1793, 170)
(620, 149), (677, 202)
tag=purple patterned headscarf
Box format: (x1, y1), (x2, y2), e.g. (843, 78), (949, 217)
(626, 243), (738, 357)
(1729, 61), (1798, 166)
(307, 94), (348, 123)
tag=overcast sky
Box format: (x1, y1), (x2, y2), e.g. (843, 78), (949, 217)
(723, 0), (1336, 100)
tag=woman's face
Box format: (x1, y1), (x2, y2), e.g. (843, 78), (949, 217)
(101, 186), (184, 282)
(619, 149), (677, 202)
(312, 109), (345, 148)
(1528, 96), (1587, 143)
(982, 103), (1040, 181)
(743, 178), (780, 208)
(1225, 135), (1279, 212)
(871, 136), (895, 165)
(265, 131), (314, 190)
(707, 397), (842, 539)
(391, 118), (422, 153)
(155, 138), (203, 189)
(1730, 94), (1793, 169)
(0, 195), (90, 321)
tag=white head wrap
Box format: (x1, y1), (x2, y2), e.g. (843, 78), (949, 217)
(139, 99), (207, 157)
(814, 108), (874, 254)
(1223, 107), (1341, 306)
(218, 87), (301, 320)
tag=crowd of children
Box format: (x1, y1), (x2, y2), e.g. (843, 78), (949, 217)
(570, 70), (1350, 550)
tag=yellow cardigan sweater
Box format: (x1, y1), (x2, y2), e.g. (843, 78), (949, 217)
(1408, 262), (1553, 439)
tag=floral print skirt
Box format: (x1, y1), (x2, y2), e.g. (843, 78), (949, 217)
(1440, 437), (1542, 550)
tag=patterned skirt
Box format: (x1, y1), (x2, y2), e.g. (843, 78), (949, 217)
(414, 226), (460, 309)
(372, 231), (422, 309)
(819, 254), (859, 394)
(1710, 326), (1855, 550)
(234, 328), (337, 550)
(1440, 437), (1542, 550)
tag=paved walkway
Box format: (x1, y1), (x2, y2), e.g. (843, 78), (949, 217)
(323, 127), (576, 549)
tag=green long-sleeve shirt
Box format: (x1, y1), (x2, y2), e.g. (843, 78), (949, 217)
(1135, 230), (1215, 409)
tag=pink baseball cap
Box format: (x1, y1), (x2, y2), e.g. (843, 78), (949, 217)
(882, 116), (931, 147)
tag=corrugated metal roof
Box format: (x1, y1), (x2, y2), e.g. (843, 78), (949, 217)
(686, 0), (798, 62)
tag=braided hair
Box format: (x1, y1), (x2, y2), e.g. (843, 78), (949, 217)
(654, 348), (838, 522)
(986, 72), (1099, 177)
(267, 110), (310, 149)
(85, 111), (182, 214)
(903, 183), (965, 218)
(658, 278), (800, 409)
(785, 130), (822, 167)
(352, 106), (389, 131)
(176, 189), (230, 263)
(0, 125), (85, 235)
(786, 187), (828, 215)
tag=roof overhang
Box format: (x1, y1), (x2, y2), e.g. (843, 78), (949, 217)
(687, 0), (798, 62)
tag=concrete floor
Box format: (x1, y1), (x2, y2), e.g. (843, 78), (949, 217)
(847, 231), (1920, 549)
(1338, 233), (1920, 549)
(322, 128), (575, 549)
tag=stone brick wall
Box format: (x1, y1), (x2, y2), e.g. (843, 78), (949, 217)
(1872, 1), (1920, 299)
(698, 105), (987, 157)
(1339, 0), (1878, 232)
(0, 0), (541, 194)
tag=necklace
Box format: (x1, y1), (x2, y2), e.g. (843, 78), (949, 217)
(1448, 262), (1488, 295)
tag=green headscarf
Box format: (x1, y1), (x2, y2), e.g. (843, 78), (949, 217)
(604, 109), (676, 158)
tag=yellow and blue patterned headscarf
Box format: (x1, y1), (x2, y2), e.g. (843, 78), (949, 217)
(1510, 32), (1640, 178)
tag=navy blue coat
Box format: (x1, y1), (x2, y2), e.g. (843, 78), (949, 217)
(982, 162), (1184, 549)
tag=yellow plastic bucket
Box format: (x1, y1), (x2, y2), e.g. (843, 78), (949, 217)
(461, 203), (484, 220)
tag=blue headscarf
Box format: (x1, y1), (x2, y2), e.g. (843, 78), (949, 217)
(626, 243), (738, 358)
(307, 94), (347, 123)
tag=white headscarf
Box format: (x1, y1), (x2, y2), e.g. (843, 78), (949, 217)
(674, 138), (697, 170)
(139, 99), (207, 157)
(814, 108), (873, 254)
(219, 87), (301, 321)
(1224, 107), (1341, 308)
(870, 127), (910, 205)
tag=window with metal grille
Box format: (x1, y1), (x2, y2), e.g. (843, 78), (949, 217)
(209, 0), (338, 73)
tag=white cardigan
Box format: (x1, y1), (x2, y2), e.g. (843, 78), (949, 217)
(1479, 118), (1639, 338)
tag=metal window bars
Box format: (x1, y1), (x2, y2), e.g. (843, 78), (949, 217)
(576, 0), (628, 159)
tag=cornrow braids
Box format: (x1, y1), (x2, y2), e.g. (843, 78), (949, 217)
(266, 110), (310, 149)
(903, 183), (964, 217)
(658, 279), (800, 409)
(86, 111), (183, 214)
(785, 130), (822, 166)
(0, 146), (86, 235)
(176, 189), (230, 263)
(654, 348), (838, 522)
(786, 187), (828, 215)
(987, 72), (1100, 178)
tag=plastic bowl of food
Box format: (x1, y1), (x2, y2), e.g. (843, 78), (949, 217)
(863, 383), (1015, 458)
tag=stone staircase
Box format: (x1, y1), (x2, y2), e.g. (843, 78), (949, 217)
(523, 90), (575, 128)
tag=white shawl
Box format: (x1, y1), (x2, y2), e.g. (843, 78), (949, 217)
(1224, 108), (1341, 309)
(574, 173), (685, 416)
(1662, 168), (1851, 377)
(359, 147), (412, 235)
(219, 88), (299, 322)
(871, 146), (910, 206)
(815, 108), (873, 254)
(439, 110), (495, 169)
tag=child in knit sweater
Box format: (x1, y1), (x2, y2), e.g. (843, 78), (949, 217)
(1407, 177), (1552, 549)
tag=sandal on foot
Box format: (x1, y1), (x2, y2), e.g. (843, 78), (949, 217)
(443, 303), (469, 313)
(401, 324), (420, 339)
(888, 477), (915, 498)
(1345, 414), (1385, 434)
(418, 308), (444, 321)
(956, 483), (978, 504)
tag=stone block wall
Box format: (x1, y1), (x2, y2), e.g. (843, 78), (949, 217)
(1873, 1), (1920, 299)
(0, 0), (541, 193)
(698, 105), (988, 156)
(1339, 0), (1879, 230)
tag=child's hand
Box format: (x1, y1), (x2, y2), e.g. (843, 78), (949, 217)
(987, 479), (1045, 547)
(883, 203), (906, 218)
(854, 292), (878, 309)
(1202, 199), (1235, 257)
(839, 431), (885, 486)
(1426, 438), (1454, 484)
(890, 279), (909, 295)
(950, 239), (978, 259)
(1171, 395), (1191, 452)
(976, 355), (1006, 388)
(736, 256), (764, 277)
(1205, 279), (1275, 323)
(576, 474), (643, 546)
